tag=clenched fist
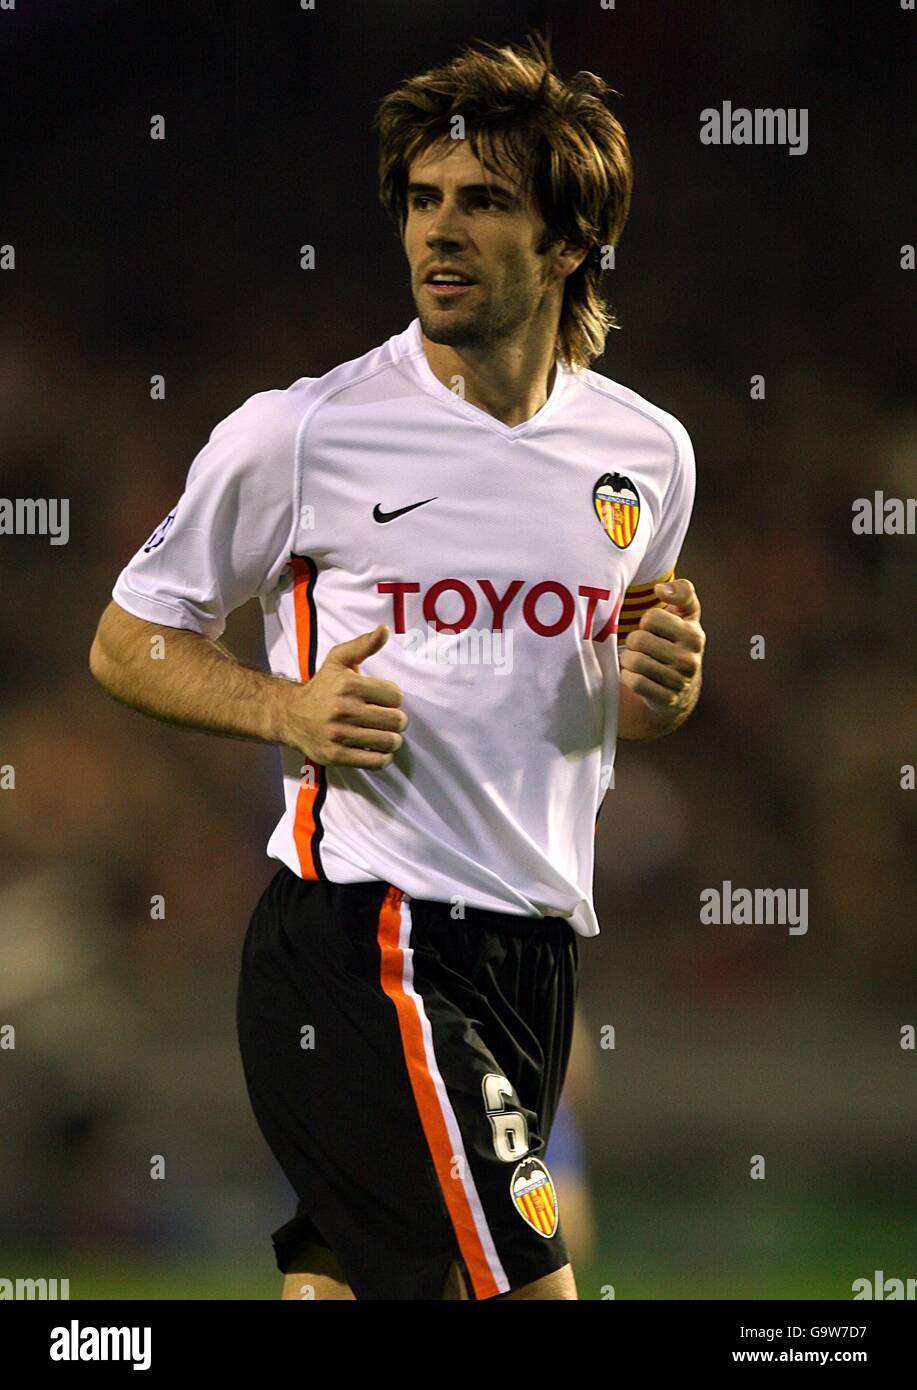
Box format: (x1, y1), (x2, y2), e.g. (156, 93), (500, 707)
(618, 577), (705, 736)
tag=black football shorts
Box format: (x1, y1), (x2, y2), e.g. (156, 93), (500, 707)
(236, 865), (580, 1300)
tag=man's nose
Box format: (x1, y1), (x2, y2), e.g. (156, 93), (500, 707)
(425, 198), (465, 247)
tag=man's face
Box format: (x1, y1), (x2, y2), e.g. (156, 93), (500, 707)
(403, 137), (562, 351)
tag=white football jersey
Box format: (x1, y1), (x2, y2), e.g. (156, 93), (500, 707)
(113, 319), (695, 936)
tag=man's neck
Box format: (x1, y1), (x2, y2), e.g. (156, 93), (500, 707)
(421, 331), (559, 428)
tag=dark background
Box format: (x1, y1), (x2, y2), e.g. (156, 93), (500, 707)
(0, 0), (914, 1298)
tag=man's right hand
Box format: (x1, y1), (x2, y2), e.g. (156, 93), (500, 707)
(280, 623), (408, 769)
(89, 601), (406, 769)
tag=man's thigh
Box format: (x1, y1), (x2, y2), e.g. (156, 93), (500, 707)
(281, 1244), (355, 1300)
(442, 1260), (578, 1300)
(496, 1262), (578, 1299)
(279, 1247), (459, 1300)
(449, 1259), (577, 1301)
(280, 1251), (576, 1300)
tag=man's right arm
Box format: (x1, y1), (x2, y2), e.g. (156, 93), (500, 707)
(88, 600), (406, 769)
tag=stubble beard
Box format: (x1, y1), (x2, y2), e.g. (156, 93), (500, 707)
(416, 275), (541, 352)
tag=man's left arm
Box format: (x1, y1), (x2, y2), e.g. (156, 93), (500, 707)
(617, 577), (705, 740)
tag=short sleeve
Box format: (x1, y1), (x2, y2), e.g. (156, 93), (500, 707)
(112, 389), (301, 639)
(617, 418), (696, 643)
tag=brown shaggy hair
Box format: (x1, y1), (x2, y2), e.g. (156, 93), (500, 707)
(374, 30), (634, 370)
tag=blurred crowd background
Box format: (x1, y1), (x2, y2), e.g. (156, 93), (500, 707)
(1, 0), (914, 1297)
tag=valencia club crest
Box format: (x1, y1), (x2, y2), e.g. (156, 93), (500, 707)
(593, 473), (640, 549)
(510, 1157), (559, 1238)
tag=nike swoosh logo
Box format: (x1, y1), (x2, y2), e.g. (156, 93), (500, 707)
(373, 496), (438, 523)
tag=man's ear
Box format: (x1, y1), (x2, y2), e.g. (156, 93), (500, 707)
(545, 240), (589, 281)
(558, 243), (589, 277)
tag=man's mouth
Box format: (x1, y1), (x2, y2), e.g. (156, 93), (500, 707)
(423, 269), (478, 298)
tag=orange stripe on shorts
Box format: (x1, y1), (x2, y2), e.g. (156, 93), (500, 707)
(376, 887), (502, 1300)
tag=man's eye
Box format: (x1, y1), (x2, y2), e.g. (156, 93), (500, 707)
(411, 195), (433, 209)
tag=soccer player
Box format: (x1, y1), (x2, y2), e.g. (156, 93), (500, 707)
(89, 33), (705, 1301)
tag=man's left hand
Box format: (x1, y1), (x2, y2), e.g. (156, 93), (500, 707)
(618, 577), (705, 733)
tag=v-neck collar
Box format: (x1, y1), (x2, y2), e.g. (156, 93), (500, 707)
(403, 317), (569, 439)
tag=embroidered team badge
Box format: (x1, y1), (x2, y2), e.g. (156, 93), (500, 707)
(593, 472), (640, 549)
(510, 1157), (559, 1238)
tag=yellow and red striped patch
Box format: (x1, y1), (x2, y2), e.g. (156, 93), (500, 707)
(510, 1158), (559, 1239)
(616, 567), (676, 642)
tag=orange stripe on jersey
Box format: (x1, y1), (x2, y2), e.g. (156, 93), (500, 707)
(290, 556), (323, 880)
(617, 568), (676, 639)
(376, 888), (503, 1301)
